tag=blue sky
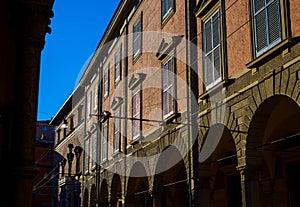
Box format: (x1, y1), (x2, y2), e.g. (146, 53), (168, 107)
(37, 1), (120, 121)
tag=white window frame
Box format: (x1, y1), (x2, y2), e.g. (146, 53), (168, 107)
(161, 0), (174, 21)
(91, 134), (97, 168)
(113, 108), (121, 153)
(84, 138), (90, 173)
(115, 48), (122, 84)
(133, 16), (142, 59)
(162, 57), (175, 119)
(253, 0), (282, 57)
(103, 65), (109, 98)
(101, 122), (108, 162)
(87, 92), (92, 120)
(203, 9), (222, 90)
(132, 90), (141, 140)
(94, 84), (98, 111)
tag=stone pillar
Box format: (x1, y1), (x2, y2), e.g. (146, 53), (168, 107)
(74, 180), (82, 207)
(67, 143), (75, 176)
(198, 165), (211, 207)
(74, 146), (83, 176)
(61, 158), (67, 177)
(59, 186), (66, 207)
(238, 165), (260, 207)
(8, 1), (54, 207)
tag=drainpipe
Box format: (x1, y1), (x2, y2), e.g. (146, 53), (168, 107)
(97, 61), (103, 207)
(123, 18), (129, 207)
(185, 0), (199, 206)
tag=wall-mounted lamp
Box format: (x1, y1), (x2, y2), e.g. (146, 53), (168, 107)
(61, 123), (68, 129)
(61, 118), (68, 129)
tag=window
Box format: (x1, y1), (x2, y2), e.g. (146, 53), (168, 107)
(101, 122), (108, 161)
(161, 0), (174, 21)
(103, 65), (110, 98)
(115, 48), (122, 84)
(132, 90), (141, 139)
(113, 108), (121, 152)
(94, 84), (98, 111)
(78, 105), (83, 124)
(133, 15), (142, 59)
(92, 134), (97, 168)
(42, 126), (48, 133)
(84, 139), (90, 172)
(162, 58), (175, 118)
(87, 92), (92, 120)
(253, 0), (282, 56)
(203, 10), (222, 89)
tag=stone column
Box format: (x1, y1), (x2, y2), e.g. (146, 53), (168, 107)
(61, 158), (67, 177)
(198, 165), (211, 207)
(67, 144), (75, 176)
(8, 1), (54, 207)
(74, 146), (83, 176)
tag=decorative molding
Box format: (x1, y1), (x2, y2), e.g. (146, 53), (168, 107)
(111, 97), (124, 111)
(128, 73), (146, 90)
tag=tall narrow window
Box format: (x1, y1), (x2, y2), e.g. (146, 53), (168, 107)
(92, 134), (97, 168)
(161, 0), (174, 21)
(84, 139), (90, 172)
(132, 90), (141, 139)
(87, 92), (92, 120)
(115, 48), (122, 84)
(162, 58), (175, 119)
(253, 0), (281, 56)
(133, 16), (142, 59)
(203, 10), (222, 89)
(103, 65), (109, 98)
(94, 84), (98, 111)
(78, 105), (83, 124)
(113, 108), (121, 152)
(101, 122), (108, 161)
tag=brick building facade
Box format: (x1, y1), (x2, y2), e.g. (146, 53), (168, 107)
(52, 0), (300, 206)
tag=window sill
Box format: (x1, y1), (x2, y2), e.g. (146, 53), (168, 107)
(163, 112), (180, 125)
(199, 80), (231, 101)
(246, 38), (292, 69)
(133, 51), (142, 65)
(129, 135), (143, 146)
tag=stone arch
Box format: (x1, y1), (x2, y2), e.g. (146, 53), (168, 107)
(99, 179), (109, 207)
(90, 184), (97, 207)
(198, 123), (242, 207)
(153, 145), (189, 207)
(110, 174), (122, 207)
(83, 188), (89, 207)
(246, 94), (300, 206)
(126, 162), (151, 207)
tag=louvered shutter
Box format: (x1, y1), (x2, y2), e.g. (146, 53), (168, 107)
(267, 0), (281, 44)
(253, 0), (281, 56)
(162, 58), (174, 118)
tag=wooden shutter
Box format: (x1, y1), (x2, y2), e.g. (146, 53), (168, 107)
(253, 0), (281, 56)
